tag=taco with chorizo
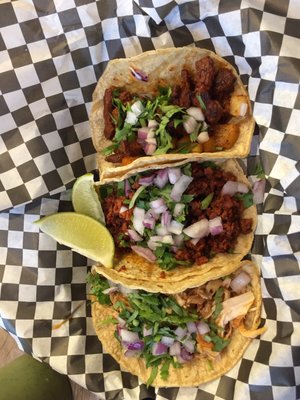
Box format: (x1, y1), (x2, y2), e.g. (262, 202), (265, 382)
(93, 158), (257, 293)
(90, 47), (255, 183)
(90, 261), (265, 387)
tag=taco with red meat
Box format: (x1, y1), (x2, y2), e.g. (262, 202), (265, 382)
(90, 47), (255, 184)
(90, 260), (265, 387)
(93, 158), (257, 294)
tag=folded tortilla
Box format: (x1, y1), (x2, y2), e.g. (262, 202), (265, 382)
(90, 47), (255, 184)
(94, 158), (257, 294)
(91, 261), (264, 387)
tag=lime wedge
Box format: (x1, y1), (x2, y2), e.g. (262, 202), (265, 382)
(72, 173), (105, 224)
(35, 212), (114, 267)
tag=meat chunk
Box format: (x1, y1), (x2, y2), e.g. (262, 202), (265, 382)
(103, 88), (115, 140)
(178, 69), (192, 108)
(195, 56), (215, 94)
(213, 68), (236, 101)
(240, 218), (253, 234)
(204, 99), (224, 125)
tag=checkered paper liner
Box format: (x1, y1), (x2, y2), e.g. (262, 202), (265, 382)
(0, 0), (300, 399)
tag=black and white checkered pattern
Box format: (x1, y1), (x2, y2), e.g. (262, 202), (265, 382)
(1, 0), (300, 399)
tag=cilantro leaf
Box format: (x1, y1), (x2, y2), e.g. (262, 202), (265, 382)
(234, 192), (254, 208)
(254, 163), (265, 179)
(87, 273), (111, 305)
(201, 193), (214, 210)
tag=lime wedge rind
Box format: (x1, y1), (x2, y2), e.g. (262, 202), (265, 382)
(35, 212), (114, 268)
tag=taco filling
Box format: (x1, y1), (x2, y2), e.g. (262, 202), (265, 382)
(90, 263), (265, 387)
(102, 55), (249, 164)
(99, 161), (254, 271)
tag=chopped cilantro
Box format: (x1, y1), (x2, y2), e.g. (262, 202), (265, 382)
(86, 273), (111, 305)
(234, 192), (254, 208)
(201, 193), (214, 210)
(190, 130), (198, 142)
(254, 163), (265, 179)
(196, 93), (207, 111)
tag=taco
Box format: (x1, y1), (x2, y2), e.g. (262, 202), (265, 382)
(90, 261), (265, 387)
(93, 158), (257, 293)
(90, 47), (255, 184)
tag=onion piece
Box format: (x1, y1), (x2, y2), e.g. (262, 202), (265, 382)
(119, 206), (128, 214)
(137, 127), (149, 141)
(183, 218), (209, 239)
(148, 119), (158, 129)
(173, 203), (185, 217)
(125, 111), (138, 125)
(144, 142), (156, 155)
(169, 341), (181, 356)
(143, 326), (153, 337)
(182, 338), (196, 353)
(131, 245), (156, 262)
(102, 287), (118, 295)
(208, 217), (223, 236)
(154, 169), (169, 189)
(230, 271), (251, 293)
(126, 340), (145, 351)
(221, 180), (249, 196)
(162, 235), (174, 245)
(150, 198), (167, 214)
(196, 321), (210, 335)
(173, 233), (184, 247)
(161, 211), (172, 227)
(138, 175), (155, 186)
(143, 216), (155, 229)
(171, 174), (193, 202)
(147, 236), (163, 251)
(186, 322), (197, 334)
(177, 347), (193, 363)
(161, 336), (175, 347)
(187, 107), (205, 121)
(131, 100), (144, 116)
(117, 316), (126, 327)
(125, 179), (131, 197)
(128, 229), (143, 242)
(174, 326), (187, 339)
(132, 207), (145, 235)
(168, 220), (184, 235)
(156, 225), (169, 236)
(253, 179), (265, 204)
(197, 131), (209, 144)
(129, 66), (148, 82)
(124, 349), (142, 358)
(119, 329), (139, 343)
(152, 342), (168, 356)
(183, 115), (197, 134)
(190, 237), (200, 245)
(167, 168), (181, 184)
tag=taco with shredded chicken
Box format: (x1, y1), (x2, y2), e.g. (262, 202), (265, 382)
(90, 260), (265, 387)
(90, 47), (255, 184)
(93, 158), (257, 294)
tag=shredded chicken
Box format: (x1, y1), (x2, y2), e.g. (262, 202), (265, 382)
(216, 291), (255, 328)
(206, 279), (223, 295)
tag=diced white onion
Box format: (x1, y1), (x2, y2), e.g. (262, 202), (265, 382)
(187, 107), (205, 121)
(208, 217), (223, 236)
(143, 325), (153, 337)
(183, 218), (209, 239)
(162, 235), (174, 245)
(131, 245), (156, 262)
(168, 220), (184, 235)
(152, 342), (168, 356)
(237, 182), (249, 193)
(127, 229), (143, 242)
(187, 322), (197, 334)
(196, 321), (210, 335)
(131, 100), (144, 116)
(239, 103), (248, 117)
(119, 329), (139, 343)
(167, 168), (181, 184)
(125, 111), (138, 125)
(171, 174), (193, 202)
(161, 336), (175, 347)
(148, 119), (159, 129)
(183, 115), (198, 134)
(222, 180), (249, 196)
(197, 131), (209, 144)
(169, 341), (181, 356)
(156, 225), (169, 236)
(120, 206), (128, 214)
(174, 326), (187, 339)
(173, 203), (185, 217)
(182, 338), (196, 353)
(133, 207), (145, 235)
(154, 169), (168, 189)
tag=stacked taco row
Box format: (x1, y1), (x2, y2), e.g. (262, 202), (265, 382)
(89, 47), (264, 387)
